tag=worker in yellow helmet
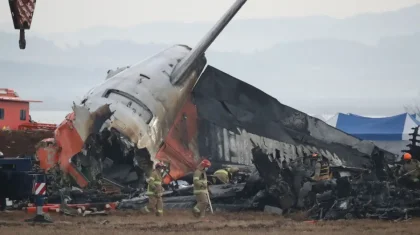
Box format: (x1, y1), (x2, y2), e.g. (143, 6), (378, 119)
(141, 162), (166, 216)
(398, 153), (420, 184)
(213, 167), (240, 184)
(311, 153), (331, 181)
(192, 159), (211, 218)
(297, 152), (332, 208)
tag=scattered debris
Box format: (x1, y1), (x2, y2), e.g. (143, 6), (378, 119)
(248, 126), (420, 220)
(2, 121), (420, 223)
(2, 0), (420, 224)
(264, 205), (283, 215)
(100, 219), (110, 225)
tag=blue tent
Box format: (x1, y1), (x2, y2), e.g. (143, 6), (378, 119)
(327, 113), (420, 141)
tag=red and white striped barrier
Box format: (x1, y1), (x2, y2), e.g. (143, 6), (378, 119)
(33, 182), (46, 195)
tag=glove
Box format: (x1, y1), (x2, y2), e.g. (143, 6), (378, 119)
(157, 193), (163, 197)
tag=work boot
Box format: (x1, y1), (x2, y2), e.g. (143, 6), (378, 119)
(140, 206), (150, 214)
(156, 211), (163, 217)
(192, 208), (200, 218)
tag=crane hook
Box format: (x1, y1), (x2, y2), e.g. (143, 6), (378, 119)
(19, 28), (26, 50)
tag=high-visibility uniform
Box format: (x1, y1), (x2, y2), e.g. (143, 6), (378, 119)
(214, 167), (239, 184)
(313, 159), (331, 181)
(399, 159), (420, 182)
(297, 158), (331, 208)
(214, 169), (230, 184)
(193, 169), (209, 218)
(143, 169), (164, 216)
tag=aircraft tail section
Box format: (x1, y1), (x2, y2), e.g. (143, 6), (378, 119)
(171, 0), (247, 85)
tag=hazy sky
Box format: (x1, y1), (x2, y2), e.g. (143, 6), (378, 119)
(1, 0), (420, 33)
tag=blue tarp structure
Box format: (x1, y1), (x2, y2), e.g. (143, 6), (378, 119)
(327, 113), (420, 141)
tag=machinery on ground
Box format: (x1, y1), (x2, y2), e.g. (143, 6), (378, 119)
(0, 156), (47, 211)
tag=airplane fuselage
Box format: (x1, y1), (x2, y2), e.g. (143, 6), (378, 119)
(77, 45), (207, 161)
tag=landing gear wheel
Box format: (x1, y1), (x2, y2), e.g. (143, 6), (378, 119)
(192, 209), (200, 218)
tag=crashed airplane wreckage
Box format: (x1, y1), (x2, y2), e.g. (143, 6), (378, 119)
(31, 0), (420, 218)
(250, 132), (420, 220)
(34, 0), (397, 191)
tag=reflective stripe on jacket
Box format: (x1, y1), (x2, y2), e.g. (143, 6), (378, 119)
(193, 169), (208, 194)
(214, 169), (230, 184)
(146, 170), (163, 196)
(318, 160), (330, 180)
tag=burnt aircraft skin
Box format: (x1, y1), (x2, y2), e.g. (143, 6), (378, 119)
(36, 0), (396, 189)
(36, 0), (248, 188)
(159, 65), (396, 179)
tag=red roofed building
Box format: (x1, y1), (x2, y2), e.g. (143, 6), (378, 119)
(0, 88), (56, 131)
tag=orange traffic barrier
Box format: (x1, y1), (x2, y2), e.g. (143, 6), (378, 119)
(25, 202), (118, 214)
(25, 206), (59, 213)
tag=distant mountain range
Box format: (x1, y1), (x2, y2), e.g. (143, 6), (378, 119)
(0, 4), (419, 115)
(1, 3), (417, 52)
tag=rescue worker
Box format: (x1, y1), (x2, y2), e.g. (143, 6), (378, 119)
(398, 153), (420, 184)
(213, 167), (239, 184)
(297, 152), (332, 208)
(193, 159), (211, 218)
(312, 153), (331, 181)
(141, 162), (166, 216)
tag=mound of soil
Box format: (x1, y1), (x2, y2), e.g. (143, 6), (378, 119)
(1, 211), (420, 235)
(0, 130), (54, 157)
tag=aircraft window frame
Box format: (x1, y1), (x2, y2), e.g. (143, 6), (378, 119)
(102, 89), (154, 124)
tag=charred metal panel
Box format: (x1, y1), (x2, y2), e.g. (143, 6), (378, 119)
(156, 96), (201, 184)
(35, 1), (248, 188)
(192, 66), (395, 169)
(75, 45), (206, 159)
(405, 126), (420, 160)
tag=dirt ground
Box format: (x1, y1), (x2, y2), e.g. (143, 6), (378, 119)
(0, 130), (53, 156)
(1, 210), (419, 235)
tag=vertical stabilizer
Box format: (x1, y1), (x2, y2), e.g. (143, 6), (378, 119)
(171, 0), (247, 85)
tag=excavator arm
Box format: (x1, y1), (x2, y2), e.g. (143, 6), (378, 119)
(8, 0), (37, 49)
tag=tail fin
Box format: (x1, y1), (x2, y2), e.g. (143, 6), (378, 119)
(171, 0), (247, 85)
